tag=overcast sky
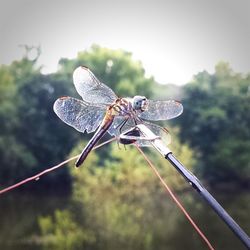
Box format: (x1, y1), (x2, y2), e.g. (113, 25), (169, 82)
(0, 0), (249, 85)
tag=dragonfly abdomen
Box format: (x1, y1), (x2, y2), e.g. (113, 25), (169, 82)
(75, 113), (114, 167)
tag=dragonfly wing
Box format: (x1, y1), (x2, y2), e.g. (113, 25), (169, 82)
(53, 96), (105, 133)
(139, 100), (183, 121)
(107, 117), (135, 136)
(137, 121), (171, 147)
(73, 66), (118, 105)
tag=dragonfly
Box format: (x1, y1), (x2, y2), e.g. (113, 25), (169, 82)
(53, 66), (183, 167)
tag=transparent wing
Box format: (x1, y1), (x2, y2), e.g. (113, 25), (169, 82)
(73, 66), (118, 105)
(53, 96), (105, 133)
(107, 117), (136, 137)
(107, 117), (171, 147)
(139, 100), (183, 121)
(137, 121), (171, 147)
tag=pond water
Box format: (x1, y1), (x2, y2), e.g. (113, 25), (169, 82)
(0, 189), (249, 250)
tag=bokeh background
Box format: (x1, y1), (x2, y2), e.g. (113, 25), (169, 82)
(0, 1), (249, 249)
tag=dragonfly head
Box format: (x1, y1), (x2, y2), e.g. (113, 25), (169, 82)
(132, 96), (148, 112)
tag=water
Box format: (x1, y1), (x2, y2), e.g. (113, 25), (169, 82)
(0, 190), (249, 250)
(0, 192), (69, 250)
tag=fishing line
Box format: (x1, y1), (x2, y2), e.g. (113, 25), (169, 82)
(0, 138), (116, 195)
(0, 136), (214, 249)
(135, 144), (215, 250)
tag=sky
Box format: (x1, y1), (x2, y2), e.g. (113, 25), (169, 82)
(0, 0), (250, 85)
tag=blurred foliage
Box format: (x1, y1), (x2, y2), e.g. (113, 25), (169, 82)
(38, 134), (196, 250)
(0, 45), (249, 250)
(178, 62), (250, 187)
(152, 83), (183, 101)
(0, 45), (154, 187)
(58, 44), (153, 98)
(0, 54), (78, 187)
(0, 45), (249, 189)
(39, 209), (95, 250)
(0, 44), (248, 188)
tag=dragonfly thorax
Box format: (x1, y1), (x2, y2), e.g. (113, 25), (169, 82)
(110, 96), (148, 118)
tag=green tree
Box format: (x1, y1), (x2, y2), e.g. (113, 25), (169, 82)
(178, 62), (250, 187)
(58, 44), (154, 98)
(0, 45), (157, 188)
(0, 52), (79, 187)
(39, 209), (94, 250)
(0, 66), (24, 182)
(38, 130), (196, 249)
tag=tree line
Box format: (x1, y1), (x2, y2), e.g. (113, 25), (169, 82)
(0, 45), (249, 190)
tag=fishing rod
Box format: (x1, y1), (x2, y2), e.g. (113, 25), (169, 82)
(120, 124), (250, 249)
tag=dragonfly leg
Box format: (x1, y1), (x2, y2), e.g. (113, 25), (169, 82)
(136, 116), (144, 123)
(116, 137), (127, 150)
(116, 139), (122, 150)
(118, 118), (129, 134)
(133, 117), (138, 125)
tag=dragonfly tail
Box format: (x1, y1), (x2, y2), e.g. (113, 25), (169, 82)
(75, 117), (113, 167)
(75, 145), (94, 167)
